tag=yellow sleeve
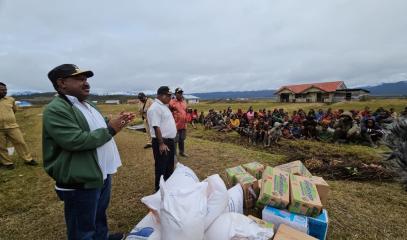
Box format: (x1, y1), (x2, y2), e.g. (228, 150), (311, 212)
(11, 98), (17, 113)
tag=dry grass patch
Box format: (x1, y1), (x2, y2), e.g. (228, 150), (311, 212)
(327, 180), (407, 239)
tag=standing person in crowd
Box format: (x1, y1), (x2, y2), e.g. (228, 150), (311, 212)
(246, 106), (254, 121)
(43, 64), (134, 240)
(147, 86), (177, 191)
(186, 108), (196, 129)
(138, 92), (154, 148)
(169, 87), (189, 157)
(0, 82), (37, 169)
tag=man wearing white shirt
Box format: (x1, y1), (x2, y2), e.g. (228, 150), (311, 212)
(43, 64), (134, 240)
(147, 86), (177, 191)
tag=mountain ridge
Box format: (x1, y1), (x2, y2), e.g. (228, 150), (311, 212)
(10, 81), (407, 100)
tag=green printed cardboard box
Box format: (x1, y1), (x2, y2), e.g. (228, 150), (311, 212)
(236, 172), (259, 209)
(243, 162), (265, 180)
(275, 160), (313, 178)
(225, 165), (246, 186)
(248, 215), (275, 231)
(288, 174), (322, 217)
(309, 176), (330, 207)
(257, 166), (290, 209)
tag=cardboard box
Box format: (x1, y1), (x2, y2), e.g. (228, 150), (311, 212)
(248, 215), (275, 230)
(225, 165), (246, 186)
(274, 224), (318, 240)
(289, 175), (322, 217)
(275, 160), (313, 178)
(236, 172), (260, 209)
(242, 161), (265, 180)
(257, 167), (290, 209)
(309, 176), (330, 206)
(262, 206), (308, 234)
(308, 209), (329, 240)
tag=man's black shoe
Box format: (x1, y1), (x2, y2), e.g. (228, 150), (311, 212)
(179, 152), (189, 157)
(25, 160), (39, 166)
(143, 143), (152, 149)
(108, 232), (125, 240)
(2, 164), (15, 170)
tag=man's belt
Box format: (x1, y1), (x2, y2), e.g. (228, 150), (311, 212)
(56, 182), (85, 190)
(152, 137), (174, 142)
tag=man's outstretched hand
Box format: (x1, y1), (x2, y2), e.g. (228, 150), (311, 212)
(109, 112), (136, 133)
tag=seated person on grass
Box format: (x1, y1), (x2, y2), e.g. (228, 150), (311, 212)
(361, 118), (384, 148)
(229, 114), (240, 130)
(266, 122), (283, 146)
(282, 122), (295, 139)
(317, 124), (334, 142)
(333, 111), (359, 144)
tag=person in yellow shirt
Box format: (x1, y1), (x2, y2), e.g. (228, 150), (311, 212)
(229, 114), (240, 130)
(0, 82), (37, 169)
(138, 92), (154, 148)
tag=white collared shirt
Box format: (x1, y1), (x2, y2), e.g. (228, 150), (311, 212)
(147, 99), (177, 139)
(66, 95), (122, 180)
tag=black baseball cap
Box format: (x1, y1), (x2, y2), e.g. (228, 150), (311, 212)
(137, 92), (146, 99)
(175, 87), (183, 94)
(48, 64), (94, 83)
(157, 86), (173, 95)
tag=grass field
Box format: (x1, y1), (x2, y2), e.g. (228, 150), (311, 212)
(1, 99), (407, 240)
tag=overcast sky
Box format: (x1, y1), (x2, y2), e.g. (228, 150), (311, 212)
(1, 0), (406, 94)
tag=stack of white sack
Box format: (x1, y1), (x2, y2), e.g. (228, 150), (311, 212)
(159, 175), (208, 240)
(131, 163), (271, 240)
(141, 163), (201, 219)
(205, 212), (274, 240)
(140, 163), (207, 240)
(224, 183), (244, 214)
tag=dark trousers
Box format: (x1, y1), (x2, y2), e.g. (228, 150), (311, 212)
(152, 138), (175, 191)
(174, 129), (186, 154)
(56, 175), (112, 240)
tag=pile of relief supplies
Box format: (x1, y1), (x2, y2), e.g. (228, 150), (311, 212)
(125, 160), (330, 240)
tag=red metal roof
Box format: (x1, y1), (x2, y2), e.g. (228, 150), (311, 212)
(276, 81), (345, 94)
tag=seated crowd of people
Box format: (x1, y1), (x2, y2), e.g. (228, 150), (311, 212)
(196, 106), (407, 148)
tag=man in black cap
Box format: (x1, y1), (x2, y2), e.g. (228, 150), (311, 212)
(169, 87), (189, 157)
(147, 86), (177, 191)
(43, 64), (134, 240)
(137, 92), (154, 148)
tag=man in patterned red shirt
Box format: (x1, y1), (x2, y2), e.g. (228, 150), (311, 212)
(169, 87), (189, 157)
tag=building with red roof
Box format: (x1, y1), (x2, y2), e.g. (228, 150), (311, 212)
(275, 81), (369, 103)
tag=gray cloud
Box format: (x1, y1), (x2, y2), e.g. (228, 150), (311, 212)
(0, 0), (406, 93)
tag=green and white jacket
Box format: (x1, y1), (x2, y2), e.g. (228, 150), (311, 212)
(42, 95), (115, 189)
